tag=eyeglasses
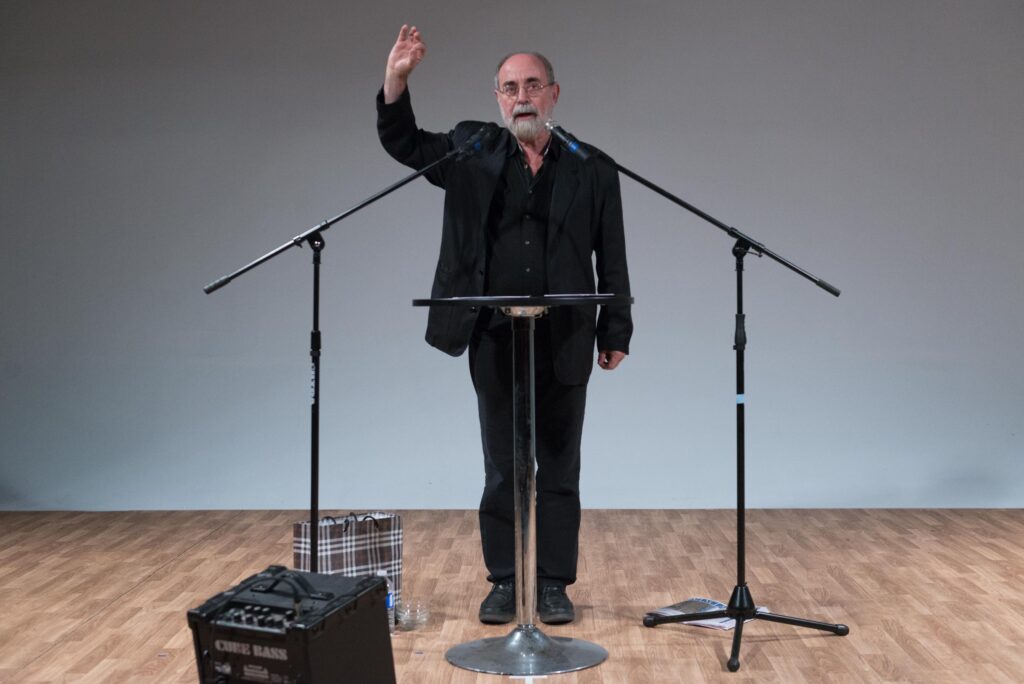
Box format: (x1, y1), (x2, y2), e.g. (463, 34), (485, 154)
(496, 82), (555, 98)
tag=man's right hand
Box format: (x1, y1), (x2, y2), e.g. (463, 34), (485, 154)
(384, 24), (426, 104)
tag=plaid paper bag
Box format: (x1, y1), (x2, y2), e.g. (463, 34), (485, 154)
(292, 512), (403, 605)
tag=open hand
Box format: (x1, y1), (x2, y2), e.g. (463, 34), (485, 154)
(387, 24), (426, 81)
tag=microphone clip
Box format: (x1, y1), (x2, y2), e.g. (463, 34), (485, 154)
(457, 123), (499, 160)
(545, 120), (592, 161)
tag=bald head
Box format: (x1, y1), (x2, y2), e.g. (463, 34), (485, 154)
(494, 52), (555, 90)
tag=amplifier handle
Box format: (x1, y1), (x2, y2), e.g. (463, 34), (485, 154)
(252, 572), (335, 607)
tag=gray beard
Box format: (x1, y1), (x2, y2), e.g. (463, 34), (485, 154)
(508, 115), (544, 142)
(503, 104), (545, 143)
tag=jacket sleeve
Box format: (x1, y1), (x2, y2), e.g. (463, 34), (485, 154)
(376, 87), (455, 189)
(594, 158), (633, 354)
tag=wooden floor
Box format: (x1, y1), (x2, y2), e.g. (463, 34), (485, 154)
(1, 509), (1023, 683)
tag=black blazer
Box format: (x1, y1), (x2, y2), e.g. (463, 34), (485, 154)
(377, 89), (632, 385)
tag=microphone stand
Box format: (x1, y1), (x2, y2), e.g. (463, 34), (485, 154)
(204, 127), (492, 572)
(558, 135), (848, 672)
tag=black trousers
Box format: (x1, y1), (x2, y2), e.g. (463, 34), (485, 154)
(469, 316), (588, 587)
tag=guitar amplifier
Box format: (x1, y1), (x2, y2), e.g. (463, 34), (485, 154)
(187, 565), (395, 683)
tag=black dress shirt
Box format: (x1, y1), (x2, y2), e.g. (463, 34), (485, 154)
(484, 136), (559, 297)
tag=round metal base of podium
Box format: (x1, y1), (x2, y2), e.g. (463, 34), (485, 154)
(445, 625), (607, 676)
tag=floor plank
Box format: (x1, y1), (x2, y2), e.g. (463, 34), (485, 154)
(1, 509), (1022, 682)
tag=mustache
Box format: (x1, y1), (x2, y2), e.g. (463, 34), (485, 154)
(512, 104), (538, 117)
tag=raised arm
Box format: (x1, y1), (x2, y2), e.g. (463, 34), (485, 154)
(383, 24), (426, 104)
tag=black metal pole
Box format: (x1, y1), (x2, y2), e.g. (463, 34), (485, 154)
(203, 124), (496, 295)
(609, 163), (840, 298)
(607, 142), (849, 671)
(643, 237), (848, 673)
(733, 240), (748, 589)
(726, 239), (752, 672)
(204, 125), (496, 576)
(308, 232), (324, 573)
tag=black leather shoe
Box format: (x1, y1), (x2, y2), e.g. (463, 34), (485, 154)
(538, 584), (575, 625)
(479, 578), (516, 624)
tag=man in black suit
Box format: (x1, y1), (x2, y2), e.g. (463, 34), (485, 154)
(377, 25), (632, 625)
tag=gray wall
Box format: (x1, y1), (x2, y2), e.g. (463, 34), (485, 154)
(2, 1), (1021, 510)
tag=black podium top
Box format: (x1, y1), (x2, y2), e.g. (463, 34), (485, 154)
(412, 294), (633, 308)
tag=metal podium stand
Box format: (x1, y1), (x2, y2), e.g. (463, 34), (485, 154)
(412, 294), (633, 676)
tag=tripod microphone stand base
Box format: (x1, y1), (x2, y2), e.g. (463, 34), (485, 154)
(641, 239), (848, 673)
(643, 584), (848, 672)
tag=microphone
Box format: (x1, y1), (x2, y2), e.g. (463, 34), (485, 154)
(457, 123), (499, 159)
(545, 120), (591, 161)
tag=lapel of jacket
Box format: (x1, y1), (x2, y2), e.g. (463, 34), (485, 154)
(468, 131), (510, 233)
(548, 152), (580, 251)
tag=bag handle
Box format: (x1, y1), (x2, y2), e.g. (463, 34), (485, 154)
(338, 512), (381, 532)
(307, 512), (386, 531)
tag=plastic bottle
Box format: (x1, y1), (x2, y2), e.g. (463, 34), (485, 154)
(376, 570), (395, 634)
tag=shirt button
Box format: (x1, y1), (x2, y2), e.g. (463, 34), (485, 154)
(525, 267), (531, 273)
(525, 240), (531, 245)
(524, 213), (532, 221)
